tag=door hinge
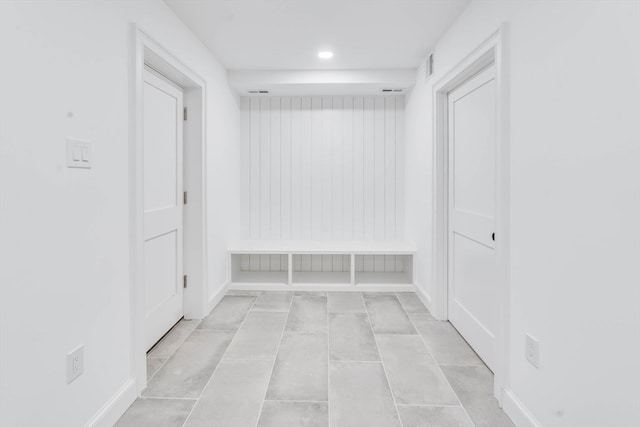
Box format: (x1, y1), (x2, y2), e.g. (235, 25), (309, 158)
(183, 107), (188, 121)
(183, 275), (187, 288)
(183, 191), (188, 205)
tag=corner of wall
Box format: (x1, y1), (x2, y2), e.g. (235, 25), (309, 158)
(83, 379), (137, 427)
(502, 387), (543, 427)
(413, 282), (433, 315)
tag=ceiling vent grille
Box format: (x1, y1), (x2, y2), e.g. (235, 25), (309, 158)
(381, 88), (405, 93)
(248, 90), (270, 94)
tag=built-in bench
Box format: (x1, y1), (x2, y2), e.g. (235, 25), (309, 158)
(228, 241), (415, 291)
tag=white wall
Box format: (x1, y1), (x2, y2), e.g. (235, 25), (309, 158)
(241, 95), (405, 242)
(405, 1), (640, 426)
(0, 1), (241, 426)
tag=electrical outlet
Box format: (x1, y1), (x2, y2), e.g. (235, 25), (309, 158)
(525, 334), (540, 368)
(67, 345), (84, 383)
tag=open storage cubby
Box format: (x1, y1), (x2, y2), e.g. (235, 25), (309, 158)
(228, 242), (415, 290)
(291, 254), (351, 285)
(230, 253), (289, 285)
(354, 254), (413, 285)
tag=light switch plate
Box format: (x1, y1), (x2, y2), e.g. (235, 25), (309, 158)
(67, 139), (92, 168)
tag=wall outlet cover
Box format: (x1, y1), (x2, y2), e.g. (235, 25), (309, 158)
(525, 334), (540, 368)
(67, 345), (84, 383)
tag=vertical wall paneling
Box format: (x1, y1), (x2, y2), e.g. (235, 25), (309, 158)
(321, 96), (333, 240)
(311, 97), (322, 240)
(363, 96), (375, 240)
(374, 96), (385, 241)
(281, 97), (292, 240)
(249, 97), (261, 239)
(240, 97), (251, 239)
(291, 97), (302, 240)
(384, 96), (397, 240)
(342, 96), (354, 240)
(301, 97), (312, 240)
(332, 96), (343, 240)
(353, 97), (365, 240)
(259, 97), (271, 239)
(242, 96), (404, 253)
(395, 99), (405, 241)
(270, 97), (281, 240)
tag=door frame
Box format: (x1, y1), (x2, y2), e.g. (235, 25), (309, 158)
(130, 24), (209, 394)
(431, 25), (510, 403)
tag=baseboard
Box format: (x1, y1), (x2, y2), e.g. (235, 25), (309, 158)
(502, 387), (542, 427)
(413, 283), (433, 314)
(84, 378), (137, 427)
(206, 281), (231, 315)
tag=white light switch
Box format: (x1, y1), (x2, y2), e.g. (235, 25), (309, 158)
(67, 139), (92, 168)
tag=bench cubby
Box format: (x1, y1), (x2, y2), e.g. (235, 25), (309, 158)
(228, 241), (415, 290)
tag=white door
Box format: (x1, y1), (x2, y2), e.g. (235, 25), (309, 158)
(143, 67), (184, 351)
(447, 64), (498, 371)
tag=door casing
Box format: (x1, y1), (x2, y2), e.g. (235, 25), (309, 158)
(130, 24), (209, 394)
(432, 26), (510, 404)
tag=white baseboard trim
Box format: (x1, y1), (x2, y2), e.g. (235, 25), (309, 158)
(502, 387), (542, 427)
(84, 378), (137, 427)
(413, 283), (433, 314)
(206, 281), (231, 315)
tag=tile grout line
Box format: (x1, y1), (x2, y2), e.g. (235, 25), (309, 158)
(396, 292), (477, 427)
(396, 403), (466, 408)
(360, 293), (405, 427)
(140, 396), (198, 401)
(253, 291), (296, 427)
(180, 294), (261, 427)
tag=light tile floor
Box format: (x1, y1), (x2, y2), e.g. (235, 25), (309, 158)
(116, 291), (514, 427)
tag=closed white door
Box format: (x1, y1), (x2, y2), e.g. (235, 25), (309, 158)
(143, 67), (184, 351)
(447, 64), (498, 371)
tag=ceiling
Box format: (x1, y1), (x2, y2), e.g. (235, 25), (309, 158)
(164, 0), (471, 71)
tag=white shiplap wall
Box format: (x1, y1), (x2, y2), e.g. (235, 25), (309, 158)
(241, 95), (405, 243)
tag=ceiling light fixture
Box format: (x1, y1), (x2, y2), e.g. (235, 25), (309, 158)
(318, 51), (334, 59)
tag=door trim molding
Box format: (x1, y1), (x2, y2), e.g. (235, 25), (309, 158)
(129, 24), (209, 394)
(431, 24), (511, 403)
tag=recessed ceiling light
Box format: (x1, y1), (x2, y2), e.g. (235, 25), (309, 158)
(318, 51), (334, 59)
